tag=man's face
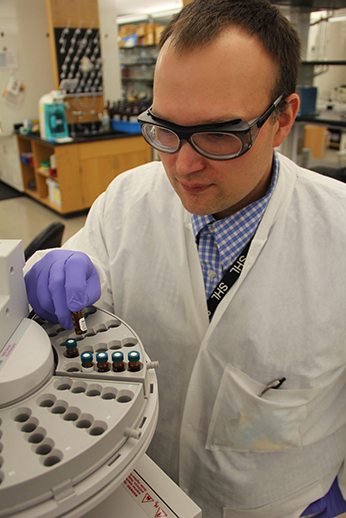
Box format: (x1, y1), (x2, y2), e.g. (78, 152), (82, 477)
(153, 29), (281, 219)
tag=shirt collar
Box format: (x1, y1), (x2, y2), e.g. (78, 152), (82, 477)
(190, 151), (279, 240)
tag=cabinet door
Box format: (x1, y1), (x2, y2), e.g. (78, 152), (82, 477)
(79, 136), (152, 207)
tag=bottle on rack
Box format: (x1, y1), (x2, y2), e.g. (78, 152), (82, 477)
(112, 351), (125, 372)
(65, 338), (79, 358)
(96, 351), (110, 372)
(128, 351), (141, 372)
(81, 351), (94, 372)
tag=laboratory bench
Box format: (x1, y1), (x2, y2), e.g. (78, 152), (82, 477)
(17, 130), (152, 214)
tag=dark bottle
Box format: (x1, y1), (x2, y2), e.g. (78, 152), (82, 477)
(112, 351), (125, 372)
(96, 351), (110, 372)
(65, 338), (79, 358)
(81, 351), (94, 371)
(71, 310), (87, 335)
(128, 351), (141, 372)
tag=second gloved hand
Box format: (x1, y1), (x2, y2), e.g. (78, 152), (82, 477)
(25, 250), (101, 329)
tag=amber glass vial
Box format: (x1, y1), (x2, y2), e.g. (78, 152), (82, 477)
(128, 351), (141, 372)
(65, 338), (79, 358)
(96, 351), (110, 372)
(112, 351), (125, 372)
(71, 310), (87, 335)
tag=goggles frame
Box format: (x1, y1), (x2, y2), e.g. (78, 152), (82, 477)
(138, 95), (283, 160)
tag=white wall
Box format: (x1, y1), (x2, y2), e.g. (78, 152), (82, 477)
(0, 0), (55, 134)
(98, 0), (122, 102)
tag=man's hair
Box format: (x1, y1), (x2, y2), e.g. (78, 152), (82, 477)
(158, 0), (301, 110)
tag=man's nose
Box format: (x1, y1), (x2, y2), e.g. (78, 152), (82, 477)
(175, 141), (205, 176)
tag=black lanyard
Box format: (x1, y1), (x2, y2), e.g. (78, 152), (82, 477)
(207, 239), (252, 320)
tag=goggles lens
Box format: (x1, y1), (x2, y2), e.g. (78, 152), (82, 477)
(138, 95), (283, 160)
(142, 124), (245, 159)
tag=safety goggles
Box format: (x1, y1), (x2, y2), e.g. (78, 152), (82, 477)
(138, 95), (283, 161)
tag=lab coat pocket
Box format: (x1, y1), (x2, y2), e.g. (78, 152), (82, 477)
(206, 364), (308, 452)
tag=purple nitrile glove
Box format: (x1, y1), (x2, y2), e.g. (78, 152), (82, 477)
(301, 477), (346, 517)
(25, 250), (101, 330)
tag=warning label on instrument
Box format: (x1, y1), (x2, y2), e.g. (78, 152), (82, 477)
(123, 471), (175, 518)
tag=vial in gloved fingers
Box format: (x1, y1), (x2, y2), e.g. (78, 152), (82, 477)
(112, 351), (125, 372)
(81, 351), (94, 372)
(71, 310), (87, 335)
(128, 351), (141, 372)
(96, 351), (110, 372)
(65, 338), (79, 358)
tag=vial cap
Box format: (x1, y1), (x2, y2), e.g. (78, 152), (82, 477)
(65, 338), (77, 349)
(96, 351), (108, 363)
(112, 351), (124, 363)
(128, 351), (140, 363)
(81, 352), (93, 364)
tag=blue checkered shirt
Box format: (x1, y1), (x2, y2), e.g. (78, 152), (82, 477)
(191, 152), (279, 298)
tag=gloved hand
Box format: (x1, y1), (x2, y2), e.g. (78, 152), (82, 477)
(25, 250), (101, 330)
(301, 477), (346, 517)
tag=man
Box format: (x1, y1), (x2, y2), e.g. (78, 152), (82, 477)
(25, 0), (346, 516)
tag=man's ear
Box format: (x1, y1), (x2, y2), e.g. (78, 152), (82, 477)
(273, 93), (300, 148)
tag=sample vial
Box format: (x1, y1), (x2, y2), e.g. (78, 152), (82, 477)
(128, 351), (141, 372)
(81, 351), (94, 372)
(71, 310), (87, 335)
(65, 338), (79, 358)
(112, 351), (125, 372)
(96, 351), (110, 372)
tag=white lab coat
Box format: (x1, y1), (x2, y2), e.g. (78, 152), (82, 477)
(63, 153), (346, 518)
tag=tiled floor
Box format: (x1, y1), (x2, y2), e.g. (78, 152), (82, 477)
(0, 194), (87, 249)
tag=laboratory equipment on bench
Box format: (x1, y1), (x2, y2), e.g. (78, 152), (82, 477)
(0, 240), (202, 518)
(39, 90), (69, 140)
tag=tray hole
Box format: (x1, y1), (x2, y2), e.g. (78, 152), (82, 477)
(51, 401), (68, 415)
(28, 431), (46, 444)
(94, 323), (107, 334)
(117, 390), (133, 403)
(71, 382), (87, 394)
(55, 379), (73, 391)
(89, 420), (107, 436)
(21, 419), (38, 433)
(63, 407), (81, 422)
(37, 394), (57, 408)
(66, 363), (80, 373)
(108, 340), (121, 350)
(106, 319), (121, 329)
(86, 384), (102, 397)
(84, 329), (96, 337)
(76, 413), (94, 429)
(13, 408), (32, 422)
(36, 440), (54, 456)
(42, 449), (63, 467)
(0, 471), (4, 485)
(101, 388), (117, 400)
(122, 338), (138, 347)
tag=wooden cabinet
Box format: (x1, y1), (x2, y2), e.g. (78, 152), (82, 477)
(78, 136), (152, 207)
(17, 134), (152, 214)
